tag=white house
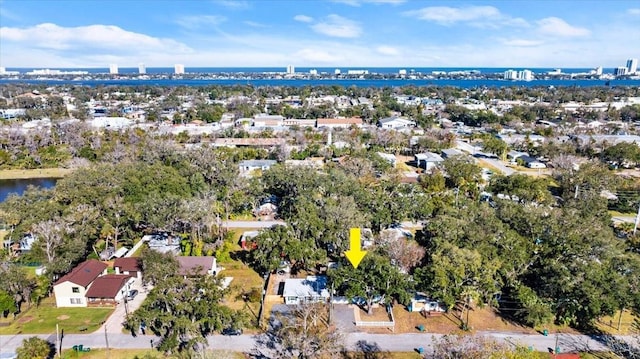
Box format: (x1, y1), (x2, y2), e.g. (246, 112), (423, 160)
(53, 260), (108, 307)
(378, 117), (416, 130)
(283, 276), (330, 305)
(376, 152), (397, 167)
(414, 152), (444, 170)
(238, 160), (277, 177)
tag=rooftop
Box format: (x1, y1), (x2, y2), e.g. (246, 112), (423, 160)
(85, 274), (131, 299)
(55, 259), (108, 287)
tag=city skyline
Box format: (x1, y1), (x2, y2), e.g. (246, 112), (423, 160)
(0, 0), (639, 68)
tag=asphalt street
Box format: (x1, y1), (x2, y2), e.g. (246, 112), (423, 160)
(2, 331), (636, 355)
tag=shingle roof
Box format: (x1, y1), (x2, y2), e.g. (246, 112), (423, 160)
(176, 256), (216, 276)
(113, 257), (141, 272)
(85, 275), (131, 299)
(54, 260), (108, 287)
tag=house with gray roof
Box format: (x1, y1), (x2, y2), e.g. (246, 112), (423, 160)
(283, 276), (330, 305)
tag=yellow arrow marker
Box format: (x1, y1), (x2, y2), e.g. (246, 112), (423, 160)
(345, 228), (367, 268)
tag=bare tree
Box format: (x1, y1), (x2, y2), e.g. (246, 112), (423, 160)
(253, 303), (343, 359)
(377, 229), (425, 273)
(31, 217), (72, 264)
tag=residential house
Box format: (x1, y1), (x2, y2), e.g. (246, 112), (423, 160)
(238, 160), (277, 177)
(519, 155), (547, 169)
(282, 119), (316, 127)
(376, 152), (397, 167)
(316, 117), (363, 129)
(213, 138), (286, 148)
(378, 116), (416, 130)
(113, 257), (142, 279)
(440, 148), (465, 159)
(144, 232), (181, 254)
(507, 150), (529, 162)
(253, 114), (284, 127)
(85, 274), (134, 306)
(283, 276), (330, 305)
(53, 260), (108, 307)
(407, 292), (446, 313)
(8, 233), (36, 256)
(176, 256), (219, 276)
(414, 152), (444, 170)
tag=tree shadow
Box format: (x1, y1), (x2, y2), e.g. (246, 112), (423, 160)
(584, 329), (640, 358)
(342, 340), (391, 359)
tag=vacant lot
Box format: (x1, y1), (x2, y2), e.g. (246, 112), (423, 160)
(0, 297), (113, 335)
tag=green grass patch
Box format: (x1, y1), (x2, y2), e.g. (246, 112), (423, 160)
(0, 168), (73, 179)
(0, 297), (113, 335)
(61, 348), (245, 359)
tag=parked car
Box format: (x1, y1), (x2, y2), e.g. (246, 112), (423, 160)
(221, 327), (243, 336)
(126, 289), (138, 301)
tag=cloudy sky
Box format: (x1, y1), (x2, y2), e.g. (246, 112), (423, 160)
(0, 0), (638, 68)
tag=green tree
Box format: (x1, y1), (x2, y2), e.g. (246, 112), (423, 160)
(125, 274), (245, 354)
(329, 253), (411, 315)
(16, 336), (52, 359)
(140, 248), (179, 286)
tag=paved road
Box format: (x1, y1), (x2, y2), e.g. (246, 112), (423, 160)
(2, 331), (636, 355)
(221, 220), (286, 228)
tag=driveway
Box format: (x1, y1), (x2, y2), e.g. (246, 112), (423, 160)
(332, 304), (357, 333)
(99, 278), (151, 334)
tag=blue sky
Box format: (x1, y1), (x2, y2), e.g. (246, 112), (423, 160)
(0, 0), (639, 68)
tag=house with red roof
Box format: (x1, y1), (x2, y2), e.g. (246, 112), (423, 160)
(53, 259), (108, 307)
(86, 274), (134, 306)
(113, 257), (142, 279)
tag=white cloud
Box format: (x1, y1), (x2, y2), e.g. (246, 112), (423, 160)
(294, 15), (313, 23)
(0, 23), (192, 53)
(376, 45), (400, 56)
(213, 0), (249, 9)
(311, 14), (362, 38)
(536, 17), (590, 37)
(176, 15), (226, 29)
(501, 39), (544, 47)
(627, 8), (640, 15)
(403, 5), (528, 28)
(244, 21), (268, 28)
(332, 0), (405, 6)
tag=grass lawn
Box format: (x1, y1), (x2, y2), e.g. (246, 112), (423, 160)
(61, 348), (245, 359)
(218, 230), (265, 329)
(595, 309), (638, 335)
(0, 297), (113, 335)
(0, 168), (73, 179)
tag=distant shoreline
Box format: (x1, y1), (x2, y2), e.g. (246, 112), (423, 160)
(0, 168), (73, 180)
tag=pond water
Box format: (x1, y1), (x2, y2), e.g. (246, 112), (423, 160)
(0, 178), (58, 202)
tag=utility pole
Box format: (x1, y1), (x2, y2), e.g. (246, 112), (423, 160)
(104, 325), (110, 359)
(634, 202), (640, 236)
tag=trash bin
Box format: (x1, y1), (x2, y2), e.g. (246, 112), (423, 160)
(555, 346), (561, 354)
(418, 325), (425, 332)
(77, 344), (83, 352)
(417, 347), (424, 354)
(543, 329), (548, 336)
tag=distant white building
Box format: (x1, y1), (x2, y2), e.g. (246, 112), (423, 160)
(614, 67), (628, 77)
(334, 69), (341, 75)
(504, 69), (518, 80)
(286, 65), (295, 74)
(399, 69), (407, 75)
(138, 63), (146, 74)
(378, 116), (416, 130)
(627, 58), (638, 75)
(174, 64), (185, 75)
(518, 69), (533, 81)
(309, 69), (318, 75)
(109, 64), (118, 75)
(414, 152), (444, 170)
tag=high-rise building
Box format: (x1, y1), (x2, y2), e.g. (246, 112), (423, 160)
(594, 66), (603, 76)
(503, 69), (518, 80)
(138, 63), (146, 74)
(109, 64), (118, 74)
(286, 65), (295, 74)
(518, 69), (533, 81)
(334, 69), (341, 75)
(174, 64), (185, 75)
(627, 58), (638, 75)
(614, 67), (628, 77)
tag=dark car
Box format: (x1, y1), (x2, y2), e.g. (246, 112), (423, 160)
(221, 327), (243, 336)
(126, 289), (139, 301)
